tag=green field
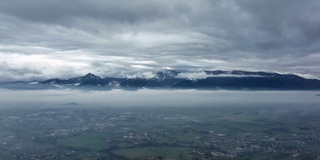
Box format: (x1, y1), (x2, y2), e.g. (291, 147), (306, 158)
(57, 133), (107, 150)
(114, 146), (192, 159)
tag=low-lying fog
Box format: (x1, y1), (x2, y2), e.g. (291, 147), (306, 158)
(0, 89), (319, 108)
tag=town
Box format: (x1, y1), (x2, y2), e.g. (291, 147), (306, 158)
(1, 104), (320, 159)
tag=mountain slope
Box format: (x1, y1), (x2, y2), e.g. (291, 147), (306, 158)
(173, 76), (320, 90)
(38, 70), (320, 90)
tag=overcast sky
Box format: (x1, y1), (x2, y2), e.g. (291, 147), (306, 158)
(1, 0), (320, 81)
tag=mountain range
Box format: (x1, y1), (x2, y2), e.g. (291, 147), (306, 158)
(35, 70), (320, 90)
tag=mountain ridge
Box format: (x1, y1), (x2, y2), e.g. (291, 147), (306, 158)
(35, 70), (320, 90)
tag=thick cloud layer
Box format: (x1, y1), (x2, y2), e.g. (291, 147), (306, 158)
(0, 0), (320, 81)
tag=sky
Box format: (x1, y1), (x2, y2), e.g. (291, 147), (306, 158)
(1, 0), (320, 81)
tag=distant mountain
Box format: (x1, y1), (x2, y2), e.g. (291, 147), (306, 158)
(174, 70), (320, 90)
(152, 70), (182, 87)
(154, 70), (180, 80)
(40, 73), (125, 87)
(120, 78), (162, 88)
(36, 70), (320, 90)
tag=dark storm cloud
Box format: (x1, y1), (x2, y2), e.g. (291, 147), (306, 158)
(0, 0), (185, 24)
(0, 0), (320, 81)
(233, 0), (320, 54)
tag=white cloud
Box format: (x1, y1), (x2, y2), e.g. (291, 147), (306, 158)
(176, 71), (266, 80)
(0, 0), (320, 81)
(176, 72), (208, 80)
